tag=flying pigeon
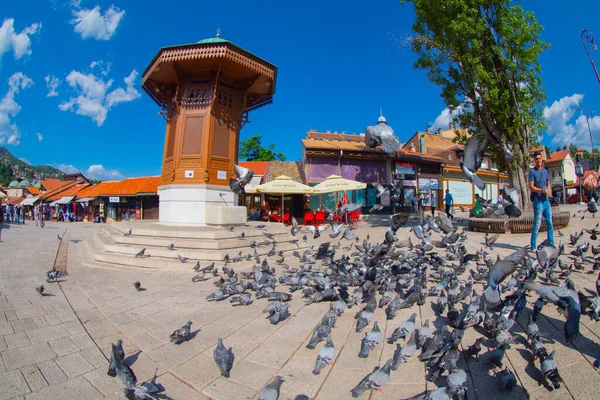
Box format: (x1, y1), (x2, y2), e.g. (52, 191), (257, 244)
(230, 164), (254, 195)
(112, 342), (137, 387)
(107, 339), (125, 377)
(305, 224), (329, 239)
(460, 133), (487, 191)
(365, 117), (399, 157)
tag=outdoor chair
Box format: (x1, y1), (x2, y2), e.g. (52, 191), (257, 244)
(304, 212), (315, 226)
(315, 211), (325, 226)
(281, 213), (291, 226)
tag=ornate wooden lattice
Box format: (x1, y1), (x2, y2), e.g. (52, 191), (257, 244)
(182, 82), (212, 108)
(212, 117), (230, 158)
(182, 116), (204, 155)
(216, 86), (234, 109)
(165, 118), (178, 158)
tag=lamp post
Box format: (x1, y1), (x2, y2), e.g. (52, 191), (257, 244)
(576, 106), (596, 170)
(582, 29), (600, 84)
(576, 163), (584, 204)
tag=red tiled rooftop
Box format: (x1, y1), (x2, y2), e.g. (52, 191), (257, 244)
(546, 150), (570, 163)
(26, 186), (40, 195)
(40, 178), (67, 192)
(46, 183), (91, 202)
(239, 161), (269, 176)
(103, 177), (160, 196)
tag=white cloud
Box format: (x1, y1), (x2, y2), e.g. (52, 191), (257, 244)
(90, 60), (111, 76)
(430, 105), (464, 131)
(86, 164), (124, 180)
(44, 75), (60, 97)
(59, 69), (141, 126)
(0, 72), (33, 146)
(52, 163), (80, 174)
(71, 5), (125, 40)
(542, 93), (600, 150)
(36, 132), (43, 142)
(0, 18), (41, 62)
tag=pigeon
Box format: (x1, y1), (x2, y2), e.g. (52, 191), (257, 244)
(258, 375), (285, 400)
(230, 164), (254, 195)
(290, 217), (300, 236)
(167, 243), (175, 250)
(500, 187), (522, 217)
(465, 337), (483, 358)
(237, 232), (245, 239)
(170, 321), (192, 344)
(541, 350), (562, 389)
(313, 335), (336, 375)
(460, 133), (487, 191)
(359, 321), (382, 358)
(350, 359), (393, 398)
(57, 234), (63, 241)
(46, 267), (60, 283)
(124, 228), (132, 237)
(135, 248), (146, 258)
(497, 368), (517, 392)
(213, 338), (234, 378)
(306, 316), (332, 349)
(178, 255), (188, 263)
(305, 224), (329, 239)
(387, 313), (416, 344)
(35, 285), (44, 295)
(112, 342), (137, 387)
(123, 384), (160, 400)
(364, 117), (399, 157)
(484, 246), (528, 308)
(107, 339), (125, 377)
(133, 281), (142, 291)
(525, 283), (581, 343)
(227, 225), (234, 232)
(484, 233), (499, 250)
(373, 183), (387, 198)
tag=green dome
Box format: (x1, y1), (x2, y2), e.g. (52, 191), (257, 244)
(197, 37), (230, 44)
(8, 180), (19, 188)
(33, 181), (42, 188)
(18, 179), (31, 188)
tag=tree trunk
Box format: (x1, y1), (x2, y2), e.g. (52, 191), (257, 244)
(505, 141), (532, 210)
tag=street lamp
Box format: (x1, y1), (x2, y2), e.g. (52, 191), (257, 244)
(576, 163), (584, 204)
(581, 29), (600, 84)
(576, 105), (596, 170)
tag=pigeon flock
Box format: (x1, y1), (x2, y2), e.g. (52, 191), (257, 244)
(31, 165), (600, 399)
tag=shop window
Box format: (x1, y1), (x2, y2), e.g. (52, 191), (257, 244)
(355, 189), (365, 206)
(366, 188), (376, 206)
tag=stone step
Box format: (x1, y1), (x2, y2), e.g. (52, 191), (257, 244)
(102, 225), (300, 251)
(97, 229), (308, 262)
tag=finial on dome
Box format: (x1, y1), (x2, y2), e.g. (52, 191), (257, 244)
(216, 28), (221, 38)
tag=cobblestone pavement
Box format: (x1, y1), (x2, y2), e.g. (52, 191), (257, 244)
(2, 205), (600, 399)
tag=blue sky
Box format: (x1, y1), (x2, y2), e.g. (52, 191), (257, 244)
(1, 0), (600, 180)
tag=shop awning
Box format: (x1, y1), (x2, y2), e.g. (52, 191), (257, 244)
(75, 197), (95, 203)
(50, 196), (75, 206)
(20, 197), (40, 206)
(249, 176), (262, 186)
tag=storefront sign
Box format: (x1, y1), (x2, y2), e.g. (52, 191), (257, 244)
(217, 171), (227, 180)
(418, 178), (431, 189)
(430, 179), (439, 189)
(109, 197), (120, 203)
(395, 162), (414, 178)
(403, 180), (416, 187)
(447, 180), (473, 205)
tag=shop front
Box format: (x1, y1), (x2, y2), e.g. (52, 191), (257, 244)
(106, 196), (142, 222)
(394, 162), (417, 212)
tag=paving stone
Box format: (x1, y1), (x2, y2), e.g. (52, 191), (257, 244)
(36, 360), (68, 386)
(107, 312), (133, 326)
(43, 314), (62, 326)
(25, 375), (103, 400)
(11, 318), (37, 333)
(21, 365), (48, 392)
(202, 377), (257, 400)
(155, 372), (209, 400)
(0, 321), (14, 335)
(277, 356), (328, 398)
(315, 367), (374, 400)
(171, 354), (222, 390)
(83, 367), (123, 396)
(202, 334), (261, 363)
(55, 352), (95, 378)
(82, 319), (119, 340)
(0, 369), (30, 398)
(229, 359), (278, 390)
(4, 331), (32, 349)
(246, 345), (297, 369)
(130, 333), (166, 353)
(118, 316), (161, 337)
(2, 342), (57, 370)
(48, 337), (80, 357)
(5, 311), (17, 322)
(25, 325), (69, 345)
(69, 333), (96, 350)
(149, 340), (204, 370)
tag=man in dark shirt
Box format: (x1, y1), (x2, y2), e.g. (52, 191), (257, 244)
(529, 151), (554, 250)
(444, 189), (454, 219)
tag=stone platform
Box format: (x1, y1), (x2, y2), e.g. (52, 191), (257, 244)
(468, 206), (571, 233)
(80, 221), (307, 270)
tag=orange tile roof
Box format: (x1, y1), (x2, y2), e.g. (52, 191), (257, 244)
(81, 181), (120, 197)
(40, 178), (67, 192)
(26, 186), (40, 195)
(238, 161), (270, 176)
(39, 180), (81, 200)
(529, 145), (545, 152)
(306, 130), (364, 142)
(45, 183), (91, 202)
(6, 197), (24, 205)
(103, 177), (160, 196)
(444, 144), (465, 151)
(137, 177), (160, 194)
(546, 150), (570, 163)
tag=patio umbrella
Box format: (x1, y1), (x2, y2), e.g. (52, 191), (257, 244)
(255, 175), (314, 212)
(312, 174), (367, 194)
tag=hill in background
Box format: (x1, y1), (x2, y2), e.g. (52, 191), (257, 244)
(0, 147), (64, 186)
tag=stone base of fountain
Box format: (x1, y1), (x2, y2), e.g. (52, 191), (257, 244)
(468, 206), (570, 233)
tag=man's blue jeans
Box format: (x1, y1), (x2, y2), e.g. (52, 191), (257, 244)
(531, 198), (554, 250)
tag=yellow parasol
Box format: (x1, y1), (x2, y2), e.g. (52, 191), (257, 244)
(312, 174), (367, 194)
(255, 175), (314, 212)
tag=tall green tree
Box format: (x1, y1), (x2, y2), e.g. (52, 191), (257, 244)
(568, 143), (578, 158)
(400, 0), (549, 208)
(239, 135), (286, 161)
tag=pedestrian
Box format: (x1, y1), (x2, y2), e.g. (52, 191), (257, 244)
(431, 195), (437, 216)
(15, 205), (20, 225)
(530, 151), (554, 251)
(444, 189), (454, 219)
(418, 194), (424, 224)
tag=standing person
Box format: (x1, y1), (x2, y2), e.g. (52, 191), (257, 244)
(530, 151), (554, 250)
(418, 193), (424, 224)
(444, 189), (454, 219)
(431, 194), (437, 216)
(15, 205), (20, 224)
